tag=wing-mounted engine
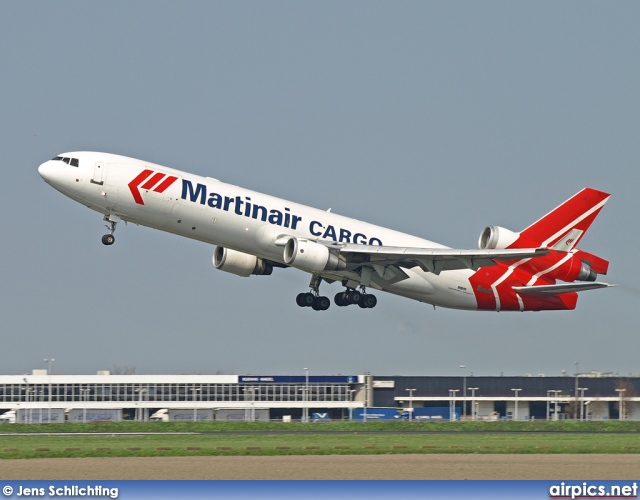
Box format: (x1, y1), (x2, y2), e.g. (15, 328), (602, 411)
(478, 226), (520, 250)
(283, 238), (346, 273)
(213, 246), (273, 277)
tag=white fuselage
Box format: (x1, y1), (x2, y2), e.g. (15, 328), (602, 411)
(38, 152), (478, 310)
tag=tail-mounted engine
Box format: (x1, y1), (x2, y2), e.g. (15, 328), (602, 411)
(213, 246), (273, 277)
(525, 250), (598, 282)
(283, 238), (346, 273)
(478, 225), (520, 250)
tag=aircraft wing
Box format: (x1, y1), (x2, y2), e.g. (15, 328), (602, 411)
(337, 244), (550, 275)
(513, 282), (614, 297)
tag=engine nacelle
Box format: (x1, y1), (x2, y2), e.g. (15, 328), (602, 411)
(213, 246), (273, 277)
(576, 261), (597, 282)
(478, 225), (520, 250)
(526, 251), (598, 282)
(283, 238), (346, 272)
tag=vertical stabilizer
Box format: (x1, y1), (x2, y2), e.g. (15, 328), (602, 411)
(517, 188), (610, 248)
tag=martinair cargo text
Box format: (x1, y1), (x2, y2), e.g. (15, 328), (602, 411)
(39, 152), (613, 312)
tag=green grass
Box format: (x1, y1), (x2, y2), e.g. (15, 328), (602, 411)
(2, 419), (640, 434)
(1, 422), (640, 459)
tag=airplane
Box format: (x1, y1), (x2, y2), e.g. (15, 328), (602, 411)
(38, 152), (613, 312)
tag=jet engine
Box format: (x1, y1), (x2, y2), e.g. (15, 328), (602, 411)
(283, 238), (346, 273)
(528, 251), (598, 282)
(478, 225), (520, 250)
(213, 246), (273, 277)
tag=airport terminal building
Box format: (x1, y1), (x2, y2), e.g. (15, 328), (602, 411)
(0, 370), (638, 423)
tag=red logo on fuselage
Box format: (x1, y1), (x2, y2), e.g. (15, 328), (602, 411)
(128, 169), (178, 205)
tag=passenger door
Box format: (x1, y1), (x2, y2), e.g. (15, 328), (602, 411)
(91, 161), (105, 185)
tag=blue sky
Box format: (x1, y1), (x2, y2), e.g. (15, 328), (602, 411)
(1, 1), (638, 377)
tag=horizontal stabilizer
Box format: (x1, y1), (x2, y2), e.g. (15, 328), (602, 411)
(513, 282), (614, 297)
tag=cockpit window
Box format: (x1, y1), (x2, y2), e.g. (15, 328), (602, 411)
(51, 156), (79, 167)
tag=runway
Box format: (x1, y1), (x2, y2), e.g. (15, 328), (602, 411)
(2, 454), (639, 480)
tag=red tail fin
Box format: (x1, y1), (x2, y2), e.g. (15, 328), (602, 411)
(516, 188), (610, 249)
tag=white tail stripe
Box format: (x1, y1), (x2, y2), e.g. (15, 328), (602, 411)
(541, 196), (610, 248)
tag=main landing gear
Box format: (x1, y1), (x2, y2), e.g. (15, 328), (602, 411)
(101, 214), (120, 246)
(334, 288), (377, 309)
(296, 292), (331, 311)
(296, 276), (378, 311)
(296, 276), (331, 311)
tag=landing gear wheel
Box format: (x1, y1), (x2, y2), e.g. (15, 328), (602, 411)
(347, 290), (362, 304)
(102, 234), (115, 245)
(312, 296), (331, 311)
(362, 294), (377, 308)
(334, 292), (348, 307)
(297, 292), (314, 307)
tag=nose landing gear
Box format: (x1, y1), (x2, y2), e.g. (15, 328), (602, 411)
(101, 214), (121, 246)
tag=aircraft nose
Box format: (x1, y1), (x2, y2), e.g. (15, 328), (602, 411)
(38, 160), (55, 181)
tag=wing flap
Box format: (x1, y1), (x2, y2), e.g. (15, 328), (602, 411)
(339, 245), (549, 274)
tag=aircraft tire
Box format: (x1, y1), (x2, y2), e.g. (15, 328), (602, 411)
(347, 290), (361, 304)
(102, 234), (115, 245)
(296, 293), (307, 307)
(362, 294), (377, 308)
(301, 293), (315, 307)
(313, 296), (331, 311)
(334, 292), (347, 307)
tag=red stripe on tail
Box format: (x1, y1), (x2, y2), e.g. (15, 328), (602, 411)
(514, 188), (610, 248)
